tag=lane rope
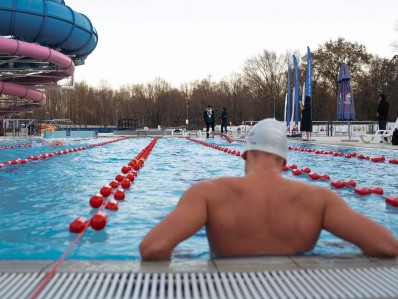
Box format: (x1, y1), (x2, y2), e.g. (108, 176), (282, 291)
(29, 138), (159, 299)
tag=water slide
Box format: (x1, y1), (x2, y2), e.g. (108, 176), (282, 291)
(0, 0), (98, 116)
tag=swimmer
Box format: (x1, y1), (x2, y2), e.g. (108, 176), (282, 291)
(49, 140), (64, 147)
(211, 131), (233, 143)
(140, 119), (398, 260)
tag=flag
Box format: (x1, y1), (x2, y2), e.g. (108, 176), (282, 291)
(305, 47), (312, 98)
(293, 55), (299, 125)
(286, 62), (291, 127)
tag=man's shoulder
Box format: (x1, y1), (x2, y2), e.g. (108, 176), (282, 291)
(204, 176), (244, 191)
(287, 179), (331, 198)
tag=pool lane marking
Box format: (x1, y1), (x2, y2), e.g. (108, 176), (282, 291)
(187, 138), (397, 207)
(288, 145), (398, 165)
(186, 137), (242, 157)
(0, 137), (129, 169)
(283, 164), (394, 205)
(190, 137), (398, 166)
(0, 137), (96, 151)
(29, 138), (159, 299)
(71, 137), (159, 232)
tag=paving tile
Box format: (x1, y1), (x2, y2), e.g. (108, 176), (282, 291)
(369, 257), (398, 267)
(56, 260), (140, 272)
(138, 259), (217, 273)
(0, 260), (53, 272)
(212, 256), (300, 272)
(291, 254), (379, 269)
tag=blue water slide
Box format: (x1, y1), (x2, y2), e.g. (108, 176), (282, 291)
(0, 0), (98, 64)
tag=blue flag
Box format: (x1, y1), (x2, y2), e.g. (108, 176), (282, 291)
(305, 47), (312, 98)
(293, 55), (299, 125)
(286, 62), (291, 127)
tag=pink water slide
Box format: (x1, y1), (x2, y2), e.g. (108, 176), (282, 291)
(0, 37), (75, 115)
(0, 0), (97, 116)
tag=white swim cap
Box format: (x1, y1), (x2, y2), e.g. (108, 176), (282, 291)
(242, 119), (288, 163)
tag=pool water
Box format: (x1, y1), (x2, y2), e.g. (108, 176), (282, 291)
(1, 137), (398, 260)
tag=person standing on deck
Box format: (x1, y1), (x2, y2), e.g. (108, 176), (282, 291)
(299, 96), (312, 141)
(203, 105), (215, 138)
(220, 107), (228, 134)
(377, 93), (389, 131)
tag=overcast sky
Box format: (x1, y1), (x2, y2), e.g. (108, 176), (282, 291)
(65, 0), (398, 89)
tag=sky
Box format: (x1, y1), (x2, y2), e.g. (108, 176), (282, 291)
(65, 0), (398, 89)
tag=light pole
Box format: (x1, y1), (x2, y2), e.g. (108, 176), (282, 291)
(273, 97), (276, 119)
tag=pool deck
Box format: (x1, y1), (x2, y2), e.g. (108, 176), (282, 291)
(1, 254), (398, 273)
(2, 134), (398, 298)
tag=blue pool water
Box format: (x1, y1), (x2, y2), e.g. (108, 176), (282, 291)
(1, 136), (398, 260)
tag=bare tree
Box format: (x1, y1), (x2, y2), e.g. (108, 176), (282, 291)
(312, 37), (372, 95)
(243, 50), (289, 119)
(393, 21), (398, 53)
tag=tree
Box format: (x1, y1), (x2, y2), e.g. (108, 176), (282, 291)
(311, 38), (372, 121)
(243, 50), (289, 120)
(312, 38), (372, 95)
(393, 20), (398, 53)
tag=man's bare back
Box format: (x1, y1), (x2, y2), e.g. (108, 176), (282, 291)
(204, 173), (325, 257)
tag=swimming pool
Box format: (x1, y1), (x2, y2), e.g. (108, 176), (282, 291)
(1, 136), (398, 260)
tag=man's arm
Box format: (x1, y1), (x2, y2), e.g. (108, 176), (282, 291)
(322, 189), (398, 258)
(211, 132), (233, 143)
(139, 183), (208, 261)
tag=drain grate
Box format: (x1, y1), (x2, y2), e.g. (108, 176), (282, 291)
(1, 267), (397, 299)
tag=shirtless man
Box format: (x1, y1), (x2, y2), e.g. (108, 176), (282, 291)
(140, 119), (398, 261)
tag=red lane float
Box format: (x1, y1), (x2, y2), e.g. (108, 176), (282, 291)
(89, 194), (104, 208)
(343, 179), (356, 188)
(386, 195), (398, 207)
(292, 169), (302, 176)
(320, 174), (330, 180)
(331, 180), (345, 188)
(109, 180), (119, 188)
(90, 211), (108, 231)
(114, 189), (125, 200)
(100, 185), (113, 197)
(69, 217), (89, 233)
(121, 178), (131, 189)
(369, 186), (384, 195)
(105, 200), (119, 210)
(308, 172), (320, 180)
(115, 174), (124, 182)
(354, 186), (371, 196)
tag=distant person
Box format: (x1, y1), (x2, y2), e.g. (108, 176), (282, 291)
(211, 131), (233, 143)
(299, 96), (312, 141)
(139, 119), (398, 261)
(49, 140), (64, 146)
(203, 105), (215, 138)
(220, 107), (228, 134)
(377, 93), (389, 131)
